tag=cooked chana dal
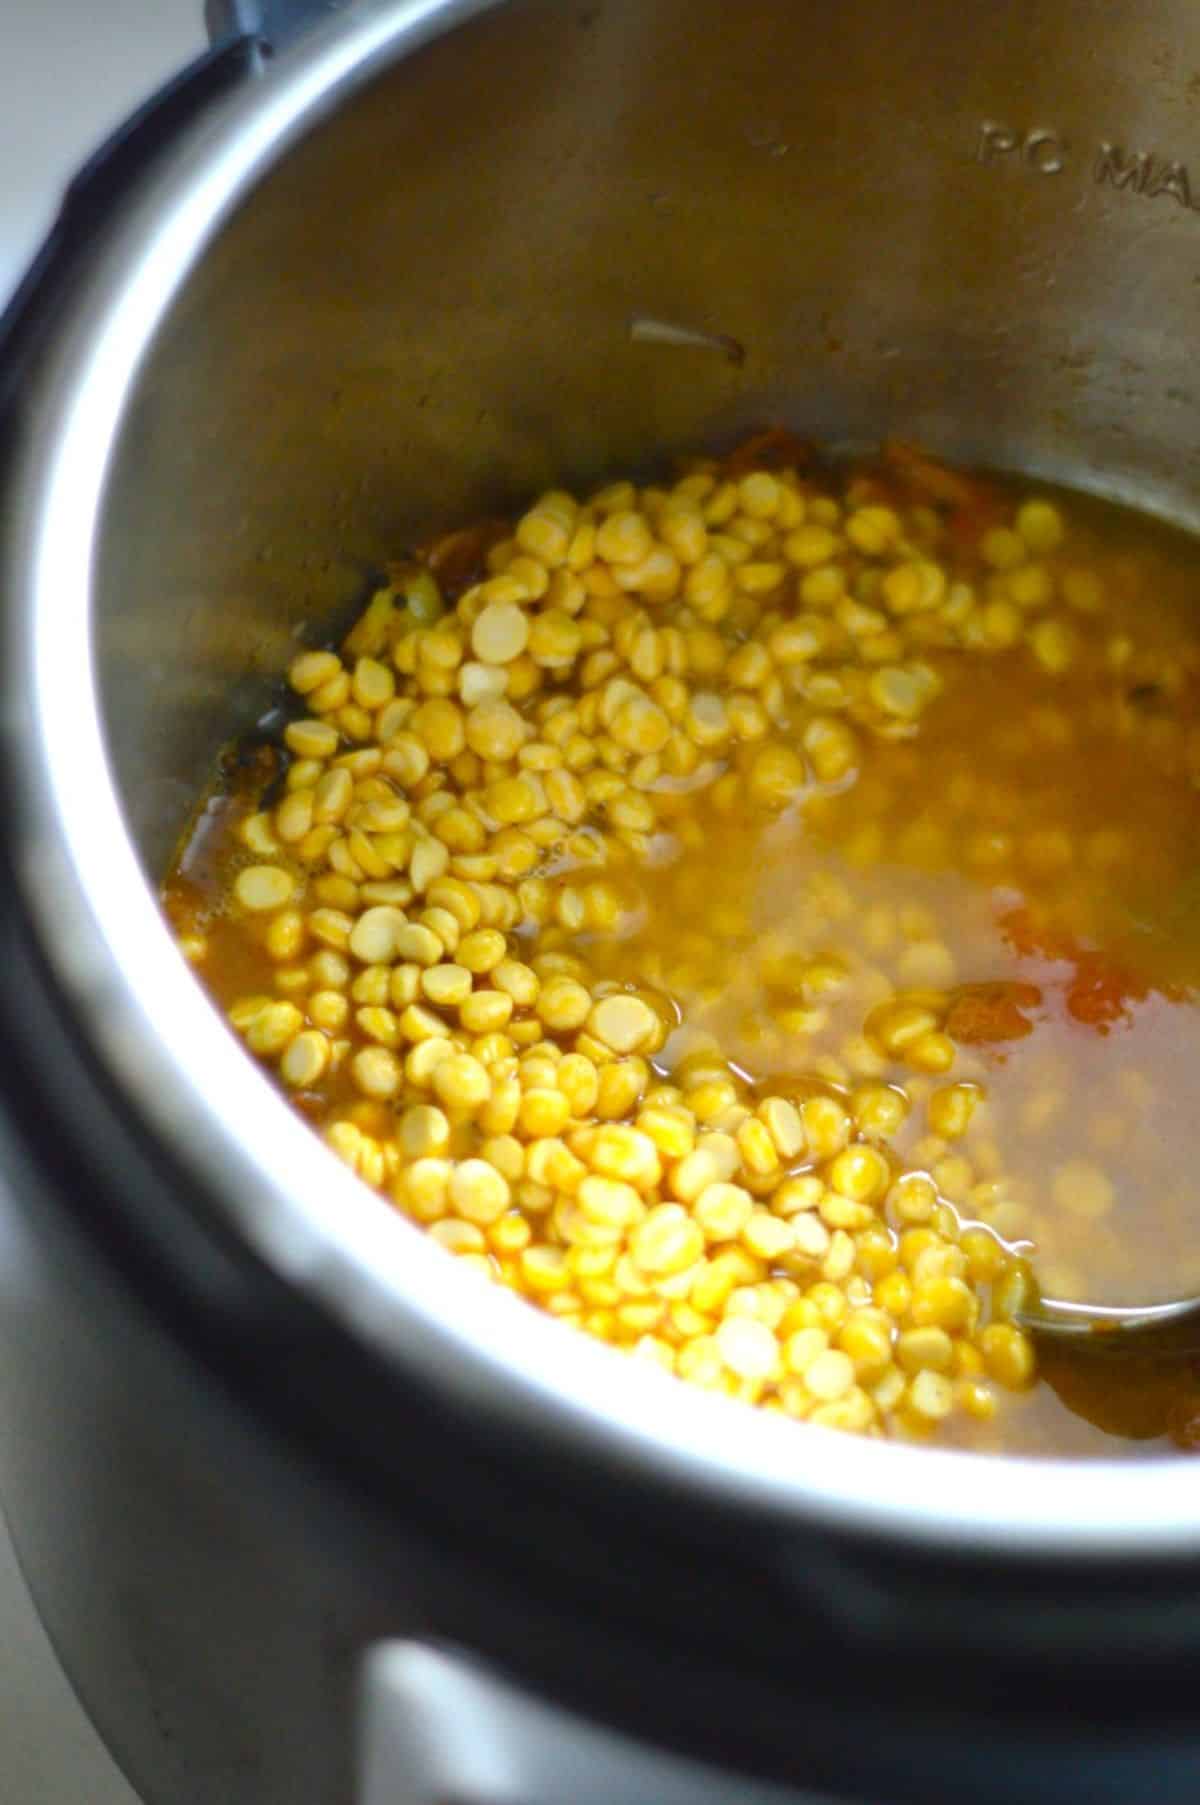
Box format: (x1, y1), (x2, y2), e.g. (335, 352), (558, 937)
(165, 433), (1200, 1456)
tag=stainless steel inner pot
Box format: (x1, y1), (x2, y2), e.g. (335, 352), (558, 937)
(9, 0), (1200, 1799)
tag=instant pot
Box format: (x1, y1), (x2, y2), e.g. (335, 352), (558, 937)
(4, 2), (1200, 1801)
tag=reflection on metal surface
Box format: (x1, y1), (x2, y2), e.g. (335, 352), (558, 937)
(361, 1642), (832, 1805)
(628, 315), (745, 364)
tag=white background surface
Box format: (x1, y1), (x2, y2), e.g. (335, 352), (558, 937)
(1, 9), (204, 1801)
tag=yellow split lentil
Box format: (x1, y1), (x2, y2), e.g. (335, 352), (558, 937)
(165, 438), (1200, 1456)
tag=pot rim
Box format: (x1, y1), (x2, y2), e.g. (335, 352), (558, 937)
(6, 0), (1199, 1557)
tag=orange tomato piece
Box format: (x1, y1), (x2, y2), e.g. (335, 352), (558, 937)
(723, 427), (815, 475)
(945, 982), (1042, 1044)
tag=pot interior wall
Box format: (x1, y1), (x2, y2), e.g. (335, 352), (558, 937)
(94, 0), (1200, 874)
